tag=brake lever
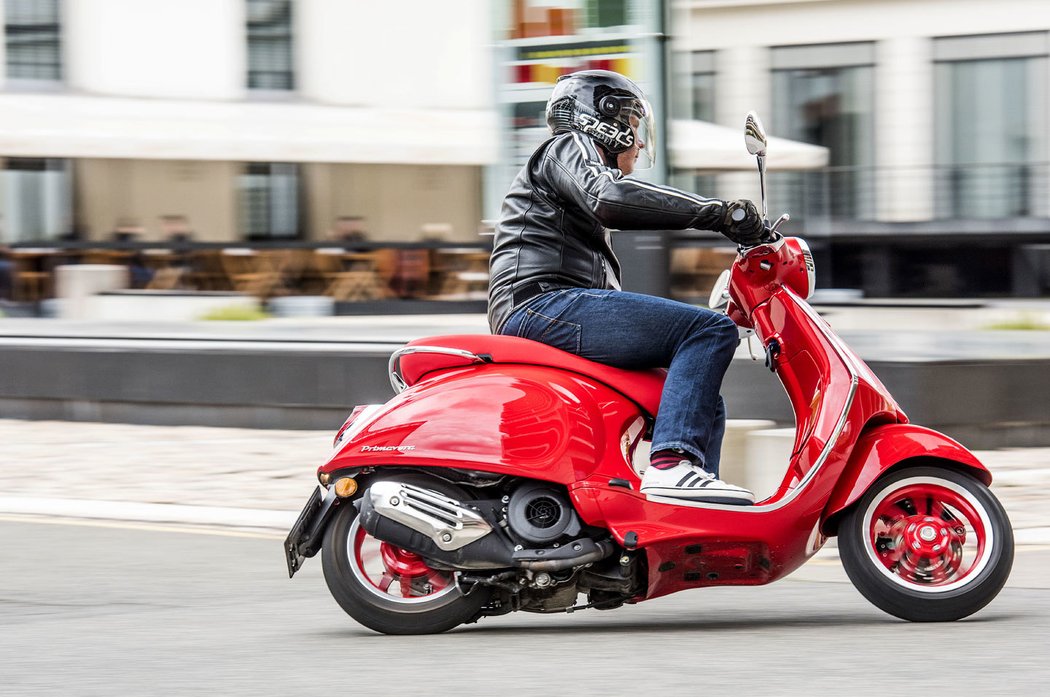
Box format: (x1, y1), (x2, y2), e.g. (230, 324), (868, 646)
(736, 213), (789, 252)
(769, 213), (790, 235)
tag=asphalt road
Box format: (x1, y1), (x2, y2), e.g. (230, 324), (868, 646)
(2, 518), (1047, 697)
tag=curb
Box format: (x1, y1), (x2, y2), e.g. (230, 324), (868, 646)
(0, 497), (296, 532)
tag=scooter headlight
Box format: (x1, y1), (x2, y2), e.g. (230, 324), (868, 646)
(708, 269), (731, 310)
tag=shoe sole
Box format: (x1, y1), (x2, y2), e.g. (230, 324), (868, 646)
(641, 486), (755, 505)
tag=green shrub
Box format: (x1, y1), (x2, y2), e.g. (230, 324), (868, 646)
(198, 305), (271, 321)
(984, 313), (1050, 331)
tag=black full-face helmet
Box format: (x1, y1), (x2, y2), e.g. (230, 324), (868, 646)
(545, 69), (656, 169)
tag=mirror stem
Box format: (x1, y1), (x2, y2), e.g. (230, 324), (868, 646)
(756, 153), (769, 226)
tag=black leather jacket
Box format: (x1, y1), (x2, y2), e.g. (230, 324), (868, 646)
(488, 132), (729, 333)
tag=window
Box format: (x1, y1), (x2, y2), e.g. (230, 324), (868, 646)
(585, 0), (627, 29)
(672, 51), (715, 122)
(1, 159), (72, 243)
(670, 52), (716, 203)
(4, 0), (62, 82)
(239, 163), (300, 239)
(247, 0), (294, 91)
(934, 33), (1049, 219)
(771, 43), (875, 220)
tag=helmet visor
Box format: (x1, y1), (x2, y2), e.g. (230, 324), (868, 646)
(615, 97), (656, 170)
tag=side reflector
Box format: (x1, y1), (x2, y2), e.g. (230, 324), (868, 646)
(334, 477), (358, 498)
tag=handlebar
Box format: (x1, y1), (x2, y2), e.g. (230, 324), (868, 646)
(737, 213), (790, 252)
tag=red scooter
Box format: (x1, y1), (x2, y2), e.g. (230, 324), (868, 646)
(285, 114), (1013, 634)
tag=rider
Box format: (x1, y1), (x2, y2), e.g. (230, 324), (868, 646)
(487, 70), (768, 504)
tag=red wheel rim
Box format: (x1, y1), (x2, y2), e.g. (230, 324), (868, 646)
(864, 477), (991, 592)
(349, 520), (454, 602)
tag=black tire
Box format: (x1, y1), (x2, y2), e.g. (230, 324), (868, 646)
(839, 465), (1013, 622)
(321, 473), (492, 635)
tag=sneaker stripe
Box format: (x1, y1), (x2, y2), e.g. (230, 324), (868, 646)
(676, 472), (698, 487)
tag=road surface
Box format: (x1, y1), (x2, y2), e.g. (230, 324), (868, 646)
(2, 517), (1047, 697)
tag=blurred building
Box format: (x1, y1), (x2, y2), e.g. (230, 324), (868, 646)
(670, 0), (1050, 296)
(0, 0), (493, 245)
(2, 0), (1049, 298)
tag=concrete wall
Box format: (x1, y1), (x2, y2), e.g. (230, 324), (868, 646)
(75, 159), (239, 243)
(2, 342), (1048, 448)
(303, 163), (483, 242)
(0, 343), (394, 430)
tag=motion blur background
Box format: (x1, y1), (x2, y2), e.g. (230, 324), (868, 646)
(2, 0), (1049, 308)
(3, 7), (1050, 692)
(0, 0), (1049, 439)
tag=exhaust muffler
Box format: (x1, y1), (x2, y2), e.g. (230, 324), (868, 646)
(356, 481), (514, 569)
(356, 480), (617, 572)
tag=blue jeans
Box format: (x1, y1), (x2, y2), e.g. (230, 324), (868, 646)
(499, 288), (738, 475)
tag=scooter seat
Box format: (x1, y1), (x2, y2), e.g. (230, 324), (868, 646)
(399, 334), (666, 416)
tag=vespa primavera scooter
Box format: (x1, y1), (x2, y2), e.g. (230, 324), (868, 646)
(285, 113), (1013, 635)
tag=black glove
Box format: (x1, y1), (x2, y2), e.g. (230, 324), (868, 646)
(719, 199), (766, 245)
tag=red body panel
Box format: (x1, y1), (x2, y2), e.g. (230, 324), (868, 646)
(321, 236), (988, 602)
(395, 334), (666, 415)
(322, 364), (642, 486)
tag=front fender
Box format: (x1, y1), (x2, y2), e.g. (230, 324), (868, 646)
(821, 423), (991, 535)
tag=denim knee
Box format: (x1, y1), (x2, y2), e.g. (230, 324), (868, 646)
(687, 310), (736, 338)
(714, 313), (739, 337)
(699, 312), (740, 353)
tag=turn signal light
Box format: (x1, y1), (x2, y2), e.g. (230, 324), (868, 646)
(334, 477), (358, 498)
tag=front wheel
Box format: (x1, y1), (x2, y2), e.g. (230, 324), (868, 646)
(321, 475), (492, 634)
(839, 465), (1013, 622)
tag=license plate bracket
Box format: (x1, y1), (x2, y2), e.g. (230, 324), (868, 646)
(284, 486), (325, 578)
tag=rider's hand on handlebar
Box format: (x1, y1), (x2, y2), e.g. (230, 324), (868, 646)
(719, 199), (766, 246)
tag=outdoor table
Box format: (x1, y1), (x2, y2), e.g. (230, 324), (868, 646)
(8, 248), (58, 302)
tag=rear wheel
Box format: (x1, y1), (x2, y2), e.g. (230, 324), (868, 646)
(839, 465), (1013, 622)
(321, 474), (492, 634)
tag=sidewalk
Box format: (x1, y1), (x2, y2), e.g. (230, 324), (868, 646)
(2, 299), (1050, 358)
(1, 418), (1048, 545)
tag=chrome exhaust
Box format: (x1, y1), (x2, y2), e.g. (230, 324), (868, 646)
(357, 480), (613, 572)
(365, 481), (493, 551)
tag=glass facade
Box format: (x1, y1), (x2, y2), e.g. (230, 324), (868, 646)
(671, 51), (714, 122)
(0, 159), (72, 242)
(934, 35), (1048, 219)
(771, 43), (875, 221)
(239, 163), (300, 239)
(4, 0), (62, 82)
(247, 0), (294, 91)
(670, 51), (716, 198)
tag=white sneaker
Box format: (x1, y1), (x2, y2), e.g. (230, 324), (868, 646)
(641, 460), (755, 505)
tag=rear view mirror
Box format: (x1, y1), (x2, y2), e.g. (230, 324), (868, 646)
(744, 112), (768, 157)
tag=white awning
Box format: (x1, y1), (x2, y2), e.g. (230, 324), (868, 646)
(0, 94), (499, 166)
(0, 96), (829, 173)
(669, 119), (829, 171)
